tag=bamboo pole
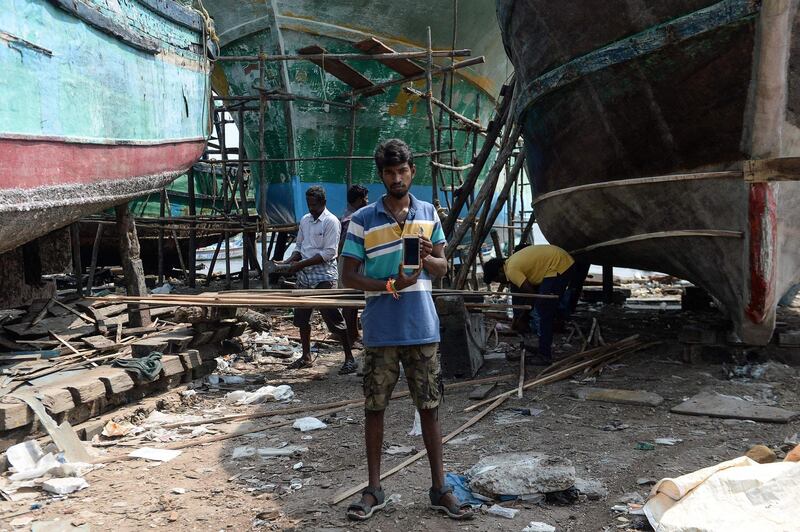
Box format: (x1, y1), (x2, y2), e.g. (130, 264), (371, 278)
(446, 122), (521, 261)
(216, 49), (472, 62)
(442, 78), (514, 237)
(404, 86), (483, 131)
(425, 27), (439, 204)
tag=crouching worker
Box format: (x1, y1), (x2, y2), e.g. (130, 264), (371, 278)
(279, 186), (356, 374)
(483, 244), (587, 365)
(341, 139), (474, 521)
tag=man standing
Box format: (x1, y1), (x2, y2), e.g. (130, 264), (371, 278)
(339, 184), (369, 345)
(281, 186), (356, 374)
(482, 244), (587, 364)
(341, 139), (473, 521)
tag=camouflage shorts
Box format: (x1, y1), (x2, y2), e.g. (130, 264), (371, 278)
(363, 343), (442, 411)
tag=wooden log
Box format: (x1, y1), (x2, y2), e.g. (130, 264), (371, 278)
(115, 203), (151, 327)
(404, 86), (483, 131)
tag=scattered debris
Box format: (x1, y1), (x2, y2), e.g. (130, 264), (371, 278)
(467, 452), (576, 498)
(408, 409), (422, 436)
(654, 438), (683, 446)
(292, 417), (327, 432)
(671, 392), (799, 423)
(469, 383), (498, 400)
(745, 444), (777, 464)
(572, 386), (664, 407)
(522, 521), (556, 532)
(384, 445), (415, 456)
(128, 447), (182, 462)
(635, 442), (655, 451)
(101, 420), (134, 438)
(602, 420), (630, 431)
(225, 384), (294, 404)
(42, 477), (89, 495)
(487, 504), (518, 519)
(573, 477), (607, 500)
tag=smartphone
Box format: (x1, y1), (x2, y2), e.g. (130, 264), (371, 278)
(402, 236), (421, 268)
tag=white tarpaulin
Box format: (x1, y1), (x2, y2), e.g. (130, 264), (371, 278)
(644, 456), (800, 532)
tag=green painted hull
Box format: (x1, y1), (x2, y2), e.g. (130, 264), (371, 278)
(203, 0), (509, 223)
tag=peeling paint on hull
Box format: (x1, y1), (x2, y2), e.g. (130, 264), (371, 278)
(0, 0), (211, 253)
(203, 0), (509, 223)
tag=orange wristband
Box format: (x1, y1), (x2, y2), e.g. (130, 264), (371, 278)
(386, 278), (400, 299)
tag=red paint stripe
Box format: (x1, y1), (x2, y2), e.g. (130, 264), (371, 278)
(745, 183), (777, 324)
(0, 137), (207, 189)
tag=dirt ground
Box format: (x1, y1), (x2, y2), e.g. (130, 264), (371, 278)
(3, 301), (799, 531)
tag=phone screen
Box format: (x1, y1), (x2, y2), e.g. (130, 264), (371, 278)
(403, 236), (421, 268)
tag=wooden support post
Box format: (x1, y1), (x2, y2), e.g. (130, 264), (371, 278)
(114, 203), (151, 327)
(187, 166), (197, 288)
(425, 26), (439, 204)
(157, 189), (166, 284)
(446, 122), (521, 260)
(519, 210), (536, 246)
(86, 223), (104, 293)
(69, 223), (83, 297)
(453, 150), (526, 288)
(346, 95), (358, 191)
(603, 264), (614, 304)
(237, 107), (250, 289)
(490, 229), (503, 259)
(259, 56), (269, 289)
(443, 78), (515, 237)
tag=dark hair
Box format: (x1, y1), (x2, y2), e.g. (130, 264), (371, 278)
(482, 257), (506, 285)
(347, 184), (369, 205)
(305, 185), (326, 202)
(374, 138), (414, 172)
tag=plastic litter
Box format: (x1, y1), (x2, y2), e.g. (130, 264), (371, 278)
(151, 283), (172, 294)
(128, 447), (182, 462)
(408, 410), (422, 436)
(42, 477), (89, 495)
(102, 420), (134, 438)
(635, 442), (656, 451)
(522, 522), (556, 532)
(292, 461), (303, 470)
(225, 385), (294, 405)
(292, 417), (327, 432)
(171, 487), (187, 494)
(655, 438), (683, 446)
(487, 504), (518, 519)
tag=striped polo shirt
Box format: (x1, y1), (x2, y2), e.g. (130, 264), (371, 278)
(342, 194), (446, 347)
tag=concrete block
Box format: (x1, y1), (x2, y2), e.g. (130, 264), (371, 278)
(779, 331), (800, 347)
(190, 330), (215, 347)
(63, 374), (107, 404)
(0, 401), (34, 431)
(93, 367), (136, 394)
(178, 349), (203, 371)
(679, 325), (718, 345)
(38, 387), (76, 415)
(160, 355), (185, 378)
(229, 321), (248, 338)
(131, 337), (170, 358)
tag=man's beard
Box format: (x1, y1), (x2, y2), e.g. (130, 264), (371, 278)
(387, 185), (408, 199)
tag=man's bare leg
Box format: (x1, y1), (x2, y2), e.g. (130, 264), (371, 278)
(352, 409), (384, 516)
(298, 324), (312, 364)
(419, 407), (464, 511)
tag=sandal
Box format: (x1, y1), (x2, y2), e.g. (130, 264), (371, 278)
(429, 485), (474, 520)
(287, 357), (313, 370)
(338, 359), (358, 375)
(346, 486), (387, 521)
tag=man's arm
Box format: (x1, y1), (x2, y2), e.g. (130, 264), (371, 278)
(342, 257), (420, 291)
(420, 238), (447, 278)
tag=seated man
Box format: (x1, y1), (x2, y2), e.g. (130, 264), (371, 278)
(280, 186), (356, 374)
(483, 244), (587, 364)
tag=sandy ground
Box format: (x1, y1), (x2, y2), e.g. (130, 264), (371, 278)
(2, 302), (799, 532)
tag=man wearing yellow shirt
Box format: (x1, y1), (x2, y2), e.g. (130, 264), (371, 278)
(483, 245), (586, 364)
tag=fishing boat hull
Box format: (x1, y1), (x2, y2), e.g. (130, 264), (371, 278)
(497, 0), (800, 344)
(203, 0), (508, 223)
(0, 0), (211, 254)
